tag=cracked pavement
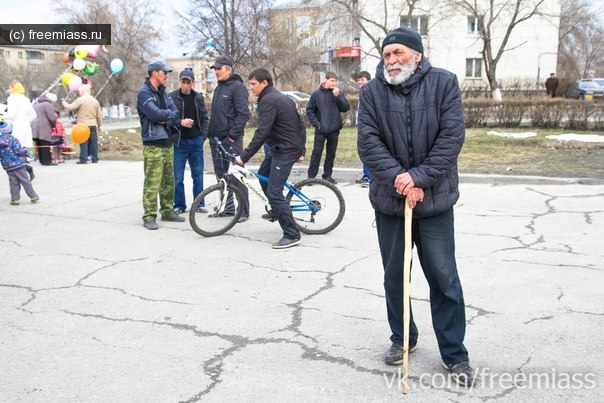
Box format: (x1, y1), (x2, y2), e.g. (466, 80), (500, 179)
(1, 161), (602, 402)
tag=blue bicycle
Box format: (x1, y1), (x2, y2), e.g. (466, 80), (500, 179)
(189, 140), (346, 237)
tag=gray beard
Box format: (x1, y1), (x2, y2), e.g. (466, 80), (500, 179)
(383, 58), (418, 85)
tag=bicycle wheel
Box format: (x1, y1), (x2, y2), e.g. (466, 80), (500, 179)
(287, 178), (346, 235)
(189, 183), (244, 237)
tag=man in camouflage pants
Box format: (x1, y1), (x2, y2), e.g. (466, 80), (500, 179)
(136, 60), (186, 230)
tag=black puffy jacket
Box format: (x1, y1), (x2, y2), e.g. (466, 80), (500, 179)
(357, 58), (465, 218)
(306, 84), (350, 134)
(208, 74), (250, 141)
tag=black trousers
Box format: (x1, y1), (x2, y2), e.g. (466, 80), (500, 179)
(307, 131), (339, 178)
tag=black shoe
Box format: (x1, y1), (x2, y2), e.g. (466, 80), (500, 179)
(25, 164), (35, 181)
(173, 207), (186, 214)
(76, 161), (87, 164)
(143, 219), (159, 230)
(442, 361), (475, 387)
(272, 237), (301, 249)
(322, 176), (337, 184)
(383, 342), (418, 366)
(209, 211), (235, 218)
(161, 212), (185, 222)
(261, 212), (277, 221)
(195, 206), (208, 213)
(237, 215), (249, 223)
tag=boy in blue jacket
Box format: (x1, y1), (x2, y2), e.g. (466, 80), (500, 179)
(0, 120), (39, 205)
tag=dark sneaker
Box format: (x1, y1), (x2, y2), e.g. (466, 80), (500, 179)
(143, 219), (159, 230)
(173, 207), (186, 214)
(237, 215), (249, 223)
(322, 176), (337, 184)
(161, 212), (185, 222)
(383, 342), (418, 366)
(10, 200), (20, 206)
(209, 211), (235, 218)
(262, 212), (277, 221)
(361, 177), (370, 188)
(30, 196), (40, 204)
(195, 206), (208, 213)
(355, 177), (363, 184)
(272, 237), (301, 249)
(442, 361), (475, 387)
(26, 164), (35, 181)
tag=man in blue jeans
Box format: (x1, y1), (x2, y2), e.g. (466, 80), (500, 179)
(169, 69), (209, 214)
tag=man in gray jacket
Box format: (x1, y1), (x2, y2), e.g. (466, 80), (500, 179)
(357, 26), (474, 386)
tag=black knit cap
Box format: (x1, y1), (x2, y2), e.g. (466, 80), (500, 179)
(382, 26), (424, 54)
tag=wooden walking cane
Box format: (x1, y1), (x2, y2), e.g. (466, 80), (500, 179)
(402, 200), (413, 394)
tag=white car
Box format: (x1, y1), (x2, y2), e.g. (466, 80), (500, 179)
(281, 91), (311, 103)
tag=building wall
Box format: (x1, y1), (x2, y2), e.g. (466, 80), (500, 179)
(343, 0), (561, 89)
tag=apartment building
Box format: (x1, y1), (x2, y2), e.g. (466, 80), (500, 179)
(0, 44), (66, 96)
(269, 0), (561, 92)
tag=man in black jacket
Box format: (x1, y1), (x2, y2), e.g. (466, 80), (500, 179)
(235, 68), (306, 249)
(208, 56), (250, 221)
(306, 71), (349, 184)
(169, 69), (209, 215)
(357, 26), (474, 386)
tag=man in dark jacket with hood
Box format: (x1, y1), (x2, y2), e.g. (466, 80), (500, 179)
(306, 71), (349, 184)
(235, 68), (306, 249)
(208, 56), (250, 222)
(357, 26), (474, 386)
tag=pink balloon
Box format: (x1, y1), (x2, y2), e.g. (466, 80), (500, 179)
(68, 75), (82, 92)
(86, 45), (101, 58)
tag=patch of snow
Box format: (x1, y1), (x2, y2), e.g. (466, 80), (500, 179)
(486, 130), (537, 139)
(545, 134), (604, 143)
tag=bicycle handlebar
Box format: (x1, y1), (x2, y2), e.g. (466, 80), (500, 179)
(213, 138), (236, 164)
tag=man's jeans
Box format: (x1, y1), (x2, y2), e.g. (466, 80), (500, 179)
(375, 208), (469, 365)
(258, 154), (300, 240)
(79, 126), (98, 163)
(173, 136), (205, 211)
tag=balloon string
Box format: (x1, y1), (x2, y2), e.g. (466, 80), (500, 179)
(40, 66), (72, 97)
(94, 72), (115, 98)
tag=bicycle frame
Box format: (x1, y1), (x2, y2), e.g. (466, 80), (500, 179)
(215, 140), (320, 215)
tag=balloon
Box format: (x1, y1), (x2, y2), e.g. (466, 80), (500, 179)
(110, 58), (124, 74)
(84, 61), (99, 76)
(86, 45), (101, 58)
(74, 45), (88, 59)
(62, 52), (71, 64)
(67, 46), (76, 61)
(62, 72), (75, 87)
(73, 58), (86, 70)
(71, 124), (90, 144)
(68, 75), (82, 92)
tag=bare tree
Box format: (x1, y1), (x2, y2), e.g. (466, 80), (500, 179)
(558, 0), (604, 80)
(174, 0), (270, 71)
(329, 0), (428, 60)
(447, 0), (547, 100)
(57, 0), (162, 107)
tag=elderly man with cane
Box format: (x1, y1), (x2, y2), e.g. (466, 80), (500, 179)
(357, 25), (474, 387)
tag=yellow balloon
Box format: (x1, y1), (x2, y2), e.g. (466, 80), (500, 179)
(74, 45), (88, 59)
(62, 72), (75, 86)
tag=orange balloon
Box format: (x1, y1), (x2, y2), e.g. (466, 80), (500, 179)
(62, 52), (70, 64)
(71, 124), (90, 144)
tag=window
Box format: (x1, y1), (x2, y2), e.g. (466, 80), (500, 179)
(400, 15), (428, 36)
(466, 58), (482, 78)
(467, 16), (482, 35)
(4, 50), (10, 58)
(18, 51), (23, 59)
